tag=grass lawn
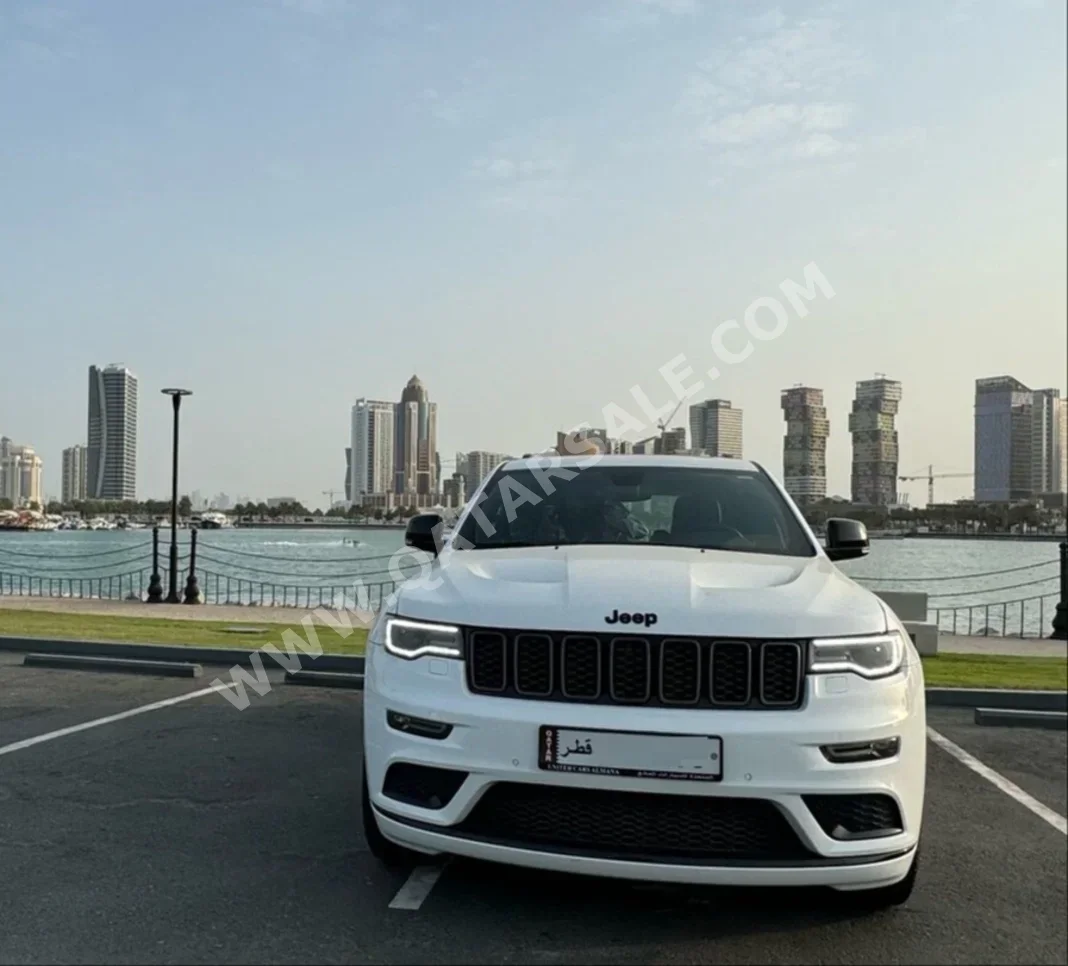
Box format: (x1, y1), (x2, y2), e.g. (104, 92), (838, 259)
(0, 608), (367, 655)
(920, 653), (1066, 691)
(1, 608), (1065, 689)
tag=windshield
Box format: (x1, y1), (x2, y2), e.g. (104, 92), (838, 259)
(455, 464), (816, 557)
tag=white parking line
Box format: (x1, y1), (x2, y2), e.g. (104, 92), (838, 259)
(928, 726), (1068, 836)
(0, 682), (236, 759)
(389, 863), (448, 910)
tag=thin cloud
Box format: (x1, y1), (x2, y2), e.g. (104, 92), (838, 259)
(422, 59), (497, 127)
(699, 102), (853, 145)
(681, 11), (870, 173)
(593, 0), (702, 31)
(792, 132), (855, 159)
(745, 6), (786, 31)
(480, 180), (573, 216)
(471, 126), (576, 214)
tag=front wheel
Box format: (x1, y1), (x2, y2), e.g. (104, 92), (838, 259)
(362, 767), (416, 867)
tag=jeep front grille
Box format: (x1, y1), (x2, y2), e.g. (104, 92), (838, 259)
(466, 629), (805, 709)
(457, 783), (813, 861)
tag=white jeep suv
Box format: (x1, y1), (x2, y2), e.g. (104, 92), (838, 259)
(362, 454), (925, 908)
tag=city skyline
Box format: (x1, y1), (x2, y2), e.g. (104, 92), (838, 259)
(974, 377), (1066, 502)
(1, 1), (1063, 510)
(690, 399), (744, 459)
(0, 437), (43, 508)
(347, 375), (443, 508)
(4, 363), (1067, 511)
(849, 377), (902, 506)
(781, 387), (829, 506)
(61, 444), (88, 504)
(87, 364), (138, 502)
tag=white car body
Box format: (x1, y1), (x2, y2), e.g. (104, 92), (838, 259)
(362, 455), (926, 896)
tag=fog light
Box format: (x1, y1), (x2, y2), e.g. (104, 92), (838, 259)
(820, 737), (900, 763)
(387, 710), (453, 740)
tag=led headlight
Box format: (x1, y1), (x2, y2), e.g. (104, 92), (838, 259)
(383, 617), (462, 661)
(809, 631), (905, 680)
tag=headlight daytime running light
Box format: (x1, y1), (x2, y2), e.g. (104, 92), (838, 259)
(809, 631), (905, 679)
(383, 617), (463, 661)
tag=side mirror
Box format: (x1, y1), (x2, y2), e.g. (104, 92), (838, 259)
(405, 513), (444, 555)
(824, 517), (869, 562)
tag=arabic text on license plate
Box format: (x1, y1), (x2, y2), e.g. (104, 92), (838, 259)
(538, 726), (722, 782)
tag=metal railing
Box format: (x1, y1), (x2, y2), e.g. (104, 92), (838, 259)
(853, 552), (1066, 639)
(195, 570), (406, 610)
(931, 592), (1061, 638)
(0, 527), (424, 609)
(0, 568), (176, 602)
(2, 530), (1065, 637)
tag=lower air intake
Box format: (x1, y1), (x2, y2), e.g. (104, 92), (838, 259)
(458, 783), (814, 862)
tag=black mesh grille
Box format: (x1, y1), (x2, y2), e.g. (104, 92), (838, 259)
(382, 763), (468, 810)
(760, 643), (802, 705)
(660, 639), (701, 704)
(459, 783), (813, 861)
(469, 632), (506, 692)
(515, 634), (552, 696)
(561, 636), (600, 698)
(711, 642), (751, 705)
(610, 638), (650, 702)
(804, 794), (904, 839)
(466, 629), (806, 709)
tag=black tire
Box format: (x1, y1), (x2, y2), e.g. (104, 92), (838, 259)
(844, 847), (920, 912)
(362, 768), (414, 867)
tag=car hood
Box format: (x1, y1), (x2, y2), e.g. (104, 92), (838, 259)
(392, 544), (888, 639)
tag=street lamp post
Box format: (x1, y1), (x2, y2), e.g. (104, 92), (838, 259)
(161, 388), (192, 604)
(1052, 539), (1068, 641)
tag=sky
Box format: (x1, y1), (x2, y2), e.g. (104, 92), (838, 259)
(1, 0), (1065, 508)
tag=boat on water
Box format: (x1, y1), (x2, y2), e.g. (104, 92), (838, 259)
(0, 509), (60, 531)
(197, 511), (234, 530)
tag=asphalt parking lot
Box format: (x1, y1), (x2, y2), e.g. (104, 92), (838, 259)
(1, 652), (1066, 966)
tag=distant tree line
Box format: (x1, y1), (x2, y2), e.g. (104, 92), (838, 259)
(234, 502), (419, 523)
(19, 497), (422, 524)
(231, 501), (314, 520)
(40, 498), (177, 518)
(801, 500), (1060, 533)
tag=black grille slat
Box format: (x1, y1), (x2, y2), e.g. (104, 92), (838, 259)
(609, 637), (650, 703)
(514, 634), (553, 696)
(459, 783), (813, 861)
(561, 636), (601, 699)
(466, 629), (805, 710)
(760, 642), (802, 705)
(660, 639), (701, 704)
(469, 631), (507, 692)
(711, 642), (751, 705)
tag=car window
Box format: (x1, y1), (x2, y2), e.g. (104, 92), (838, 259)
(456, 464), (815, 557)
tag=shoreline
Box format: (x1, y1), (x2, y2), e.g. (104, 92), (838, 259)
(896, 532), (1065, 542)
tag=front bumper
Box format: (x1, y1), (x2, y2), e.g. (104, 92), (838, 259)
(363, 645), (926, 889)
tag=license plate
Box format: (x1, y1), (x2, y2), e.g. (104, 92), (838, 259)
(538, 726), (722, 782)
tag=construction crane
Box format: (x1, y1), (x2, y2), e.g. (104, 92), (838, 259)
(897, 465), (973, 507)
(322, 489), (341, 507)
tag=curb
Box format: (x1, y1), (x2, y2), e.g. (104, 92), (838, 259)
(974, 707), (1068, 731)
(925, 688), (1067, 711)
(285, 670), (365, 689)
(0, 636), (365, 674)
(22, 652), (203, 678)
